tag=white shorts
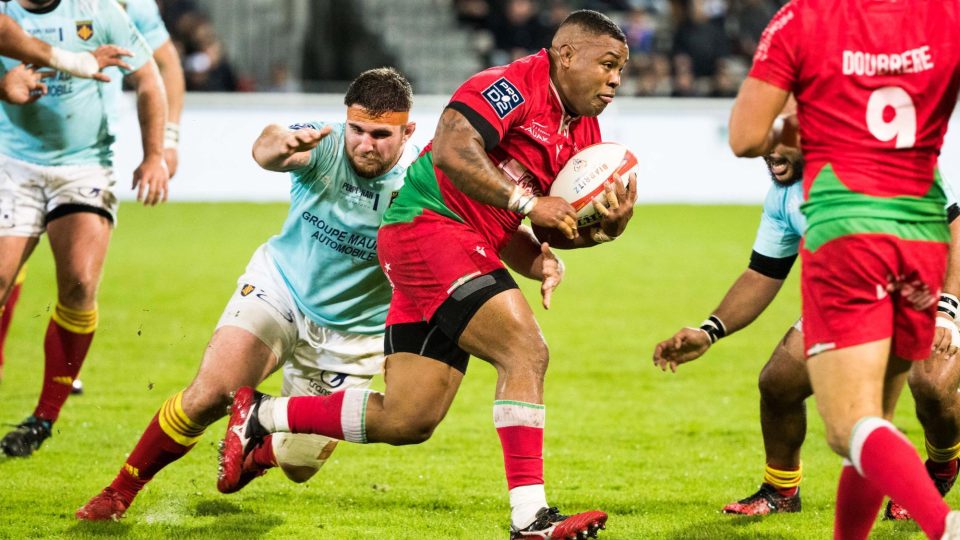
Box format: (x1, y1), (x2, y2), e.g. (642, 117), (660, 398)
(216, 244), (384, 397)
(0, 154), (118, 237)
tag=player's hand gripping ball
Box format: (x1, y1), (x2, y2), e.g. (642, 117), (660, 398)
(549, 142), (638, 227)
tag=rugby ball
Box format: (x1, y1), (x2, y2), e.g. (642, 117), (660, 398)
(549, 142), (638, 227)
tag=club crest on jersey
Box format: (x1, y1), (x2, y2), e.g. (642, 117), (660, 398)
(240, 284), (255, 297)
(482, 77), (524, 119)
(76, 21), (94, 41)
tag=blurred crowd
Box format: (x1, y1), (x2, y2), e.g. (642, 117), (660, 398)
(151, 0), (785, 97)
(154, 0), (246, 91)
(454, 0), (788, 97)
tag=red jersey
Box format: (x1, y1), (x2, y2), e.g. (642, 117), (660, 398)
(748, 0), (960, 248)
(382, 50), (602, 251)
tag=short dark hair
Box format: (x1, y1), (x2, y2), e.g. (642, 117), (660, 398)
(344, 67), (413, 116)
(558, 9), (626, 44)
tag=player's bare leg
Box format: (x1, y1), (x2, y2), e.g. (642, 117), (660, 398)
(886, 350), (960, 520)
(458, 289), (605, 539)
(0, 236), (37, 383)
(808, 340), (951, 539)
(1, 214), (107, 457)
(364, 354), (464, 444)
(724, 326), (810, 515)
(77, 327), (279, 520)
(225, 288), (605, 538)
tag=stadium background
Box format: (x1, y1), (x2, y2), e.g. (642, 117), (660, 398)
(0, 1), (955, 538)
(110, 0), (960, 202)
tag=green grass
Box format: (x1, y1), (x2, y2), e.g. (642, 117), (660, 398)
(0, 203), (942, 538)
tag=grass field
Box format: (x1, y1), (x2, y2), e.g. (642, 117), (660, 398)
(0, 202), (945, 539)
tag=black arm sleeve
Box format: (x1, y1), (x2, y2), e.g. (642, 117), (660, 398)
(748, 250), (797, 280)
(948, 203), (960, 224)
(446, 102), (501, 151)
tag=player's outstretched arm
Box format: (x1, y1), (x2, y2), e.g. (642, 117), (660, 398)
(0, 15), (132, 82)
(432, 107), (579, 240)
(653, 268), (785, 372)
(252, 124), (332, 172)
(501, 225), (565, 309)
(127, 59), (170, 206)
(152, 40), (185, 178)
(730, 77), (792, 157)
(0, 64), (47, 105)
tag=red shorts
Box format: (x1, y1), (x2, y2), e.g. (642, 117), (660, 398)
(801, 234), (947, 360)
(378, 211), (505, 325)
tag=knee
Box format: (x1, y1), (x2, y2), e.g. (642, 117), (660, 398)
(389, 415), (441, 446)
(758, 366), (809, 409)
(501, 338), (550, 381)
(58, 274), (99, 306)
(823, 423), (852, 456)
(276, 437), (338, 483)
(908, 367), (952, 408)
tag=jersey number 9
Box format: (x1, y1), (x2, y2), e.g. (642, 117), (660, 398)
(866, 86), (916, 149)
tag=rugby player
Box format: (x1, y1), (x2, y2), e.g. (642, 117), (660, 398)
(654, 144), (960, 518)
(0, 0), (168, 457)
(0, 0), (186, 393)
(220, 10), (635, 539)
(76, 67), (566, 521)
(727, 1), (960, 537)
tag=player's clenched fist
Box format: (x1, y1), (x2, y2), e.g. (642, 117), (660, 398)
(527, 196), (579, 240)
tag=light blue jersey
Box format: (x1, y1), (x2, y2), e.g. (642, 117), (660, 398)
(104, 0), (170, 129)
(0, 0), (153, 166)
(752, 181), (805, 260)
(752, 179), (960, 261)
(116, 0), (168, 50)
(267, 122), (416, 335)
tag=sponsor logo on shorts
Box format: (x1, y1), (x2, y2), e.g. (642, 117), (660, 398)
(475, 245), (486, 257)
(320, 371), (348, 389)
(482, 77), (524, 119)
(78, 187), (102, 199)
(240, 284), (255, 297)
(76, 21), (94, 41)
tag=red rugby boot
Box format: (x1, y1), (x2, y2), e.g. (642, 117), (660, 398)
(75, 487), (130, 521)
(722, 483), (801, 515)
(510, 507), (607, 539)
(217, 386), (268, 493)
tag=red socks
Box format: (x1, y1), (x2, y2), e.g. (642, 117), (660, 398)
(34, 305), (97, 421)
(846, 418), (949, 539)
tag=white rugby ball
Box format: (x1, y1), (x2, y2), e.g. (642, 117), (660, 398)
(549, 142), (638, 228)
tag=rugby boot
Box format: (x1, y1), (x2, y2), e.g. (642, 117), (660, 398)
(722, 483), (801, 515)
(75, 487), (130, 521)
(1, 416), (52, 457)
(510, 507), (607, 539)
(218, 386), (268, 493)
(885, 458), (959, 521)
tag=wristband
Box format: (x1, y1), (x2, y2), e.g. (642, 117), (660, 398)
(164, 122), (180, 150)
(939, 293), (959, 320)
(508, 185), (537, 215)
(590, 227), (618, 244)
(936, 317), (960, 348)
(699, 315), (727, 344)
(48, 47), (100, 78)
